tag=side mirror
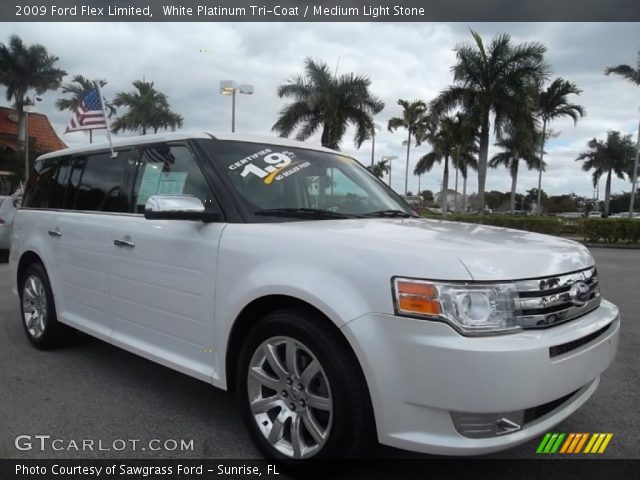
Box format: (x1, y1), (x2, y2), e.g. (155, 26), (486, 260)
(144, 195), (221, 222)
(13, 197), (22, 208)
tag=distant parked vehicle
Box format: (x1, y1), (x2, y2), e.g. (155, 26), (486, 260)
(586, 211), (602, 218)
(556, 212), (582, 219)
(0, 195), (19, 250)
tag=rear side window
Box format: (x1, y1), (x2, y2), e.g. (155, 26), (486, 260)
(65, 152), (129, 212)
(23, 156), (69, 209)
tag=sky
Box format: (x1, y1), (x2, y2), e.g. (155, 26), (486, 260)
(1, 22), (639, 199)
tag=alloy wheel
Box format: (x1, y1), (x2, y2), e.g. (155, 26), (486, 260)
(247, 336), (333, 459)
(22, 275), (48, 339)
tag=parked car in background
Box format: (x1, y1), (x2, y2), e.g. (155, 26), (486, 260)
(9, 133), (620, 461)
(0, 195), (19, 251)
(556, 212), (582, 219)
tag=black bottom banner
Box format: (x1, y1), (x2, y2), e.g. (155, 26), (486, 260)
(2, 459), (639, 480)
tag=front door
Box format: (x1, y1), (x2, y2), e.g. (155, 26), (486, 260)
(107, 143), (225, 382)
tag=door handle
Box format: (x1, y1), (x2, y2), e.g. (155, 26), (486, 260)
(47, 229), (62, 238)
(114, 238), (135, 248)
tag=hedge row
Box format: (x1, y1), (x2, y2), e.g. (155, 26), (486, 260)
(421, 214), (564, 235)
(579, 218), (640, 244)
(421, 214), (640, 244)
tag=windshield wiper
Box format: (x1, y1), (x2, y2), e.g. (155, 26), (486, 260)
(254, 208), (361, 219)
(362, 209), (417, 218)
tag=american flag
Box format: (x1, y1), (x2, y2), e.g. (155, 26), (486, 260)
(65, 89), (107, 132)
(144, 146), (176, 172)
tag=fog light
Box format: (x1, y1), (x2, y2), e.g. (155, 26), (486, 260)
(451, 411), (524, 438)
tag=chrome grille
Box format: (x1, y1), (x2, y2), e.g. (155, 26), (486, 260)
(514, 266), (600, 329)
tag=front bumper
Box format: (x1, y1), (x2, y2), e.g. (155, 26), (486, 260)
(340, 299), (620, 455)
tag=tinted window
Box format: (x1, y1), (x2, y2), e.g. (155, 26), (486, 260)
(23, 156), (69, 209)
(66, 152), (129, 212)
(131, 144), (214, 213)
(213, 141), (413, 220)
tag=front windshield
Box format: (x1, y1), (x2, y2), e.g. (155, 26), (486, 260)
(213, 140), (416, 220)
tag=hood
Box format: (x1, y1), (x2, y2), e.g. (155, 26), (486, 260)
(275, 217), (594, 281)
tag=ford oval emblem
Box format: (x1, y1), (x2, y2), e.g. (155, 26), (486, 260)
(569, 281), (590, 306)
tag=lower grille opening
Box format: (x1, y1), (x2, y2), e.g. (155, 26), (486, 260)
(451, 389), (581, 439)
(549, 323), (612, 358)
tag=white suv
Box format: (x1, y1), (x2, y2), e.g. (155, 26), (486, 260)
(9, 132), (619, 460)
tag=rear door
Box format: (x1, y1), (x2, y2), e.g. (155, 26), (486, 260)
(53, 150), (131, 340)
(107, 142), (225, 382)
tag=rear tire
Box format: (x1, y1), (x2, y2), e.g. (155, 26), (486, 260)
(20, 262), (71, 349)
(238, 308), (374, 460)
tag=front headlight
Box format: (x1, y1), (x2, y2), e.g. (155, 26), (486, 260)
(392, 277), (520, 336)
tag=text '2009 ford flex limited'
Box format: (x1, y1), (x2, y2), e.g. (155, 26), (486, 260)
(9, 132), (619, 460)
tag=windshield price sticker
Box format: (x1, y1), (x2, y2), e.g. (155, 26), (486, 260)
(229, 149), (311, 184)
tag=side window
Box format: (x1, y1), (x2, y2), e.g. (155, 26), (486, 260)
(306, 167), (369, 212)
(65, 152), (129, 212)
(131, 144), (215, 213)
(23, 156), (69, 209)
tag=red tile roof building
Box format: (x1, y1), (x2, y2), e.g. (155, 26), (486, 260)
(0, 107), (66, 194)
(0, 106), (66, 152)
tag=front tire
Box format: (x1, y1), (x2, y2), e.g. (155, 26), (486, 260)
(238, 308), (373, 460)
(20, 262), (70, 349)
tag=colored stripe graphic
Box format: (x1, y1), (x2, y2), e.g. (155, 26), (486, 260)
(574, 433), (589, 453)
(536, 433), (552, 453)
(536, 433), (613, 454)
(597, 434), (613, 453)
(550, 433), (565, 453)
(559, 433), (575, 453)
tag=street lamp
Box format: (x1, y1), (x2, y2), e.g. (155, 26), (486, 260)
(219, 80), (254, 133)
(22, 97), (41, 183)
(381, 155), (398, 189)
(370, 123), (381, 168)
(629, 108), (640, 218)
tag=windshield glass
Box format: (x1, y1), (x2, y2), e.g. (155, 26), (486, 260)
(213, 140), (416, 220)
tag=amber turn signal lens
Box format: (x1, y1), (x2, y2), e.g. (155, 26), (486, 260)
(396, 281), (440, 316)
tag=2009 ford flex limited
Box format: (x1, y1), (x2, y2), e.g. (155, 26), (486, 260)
(9, 132), (619, 459)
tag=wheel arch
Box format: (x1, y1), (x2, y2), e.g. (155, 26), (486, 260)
(17, 250), (45, 289)
(224, 294), (367, 397)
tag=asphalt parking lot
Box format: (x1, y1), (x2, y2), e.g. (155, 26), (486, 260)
(0, 248), (637, 460)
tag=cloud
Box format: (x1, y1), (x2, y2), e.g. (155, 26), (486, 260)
(1, 21), (638, 199)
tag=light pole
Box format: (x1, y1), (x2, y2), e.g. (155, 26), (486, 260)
(22, 104), (36, 183)
(219, 80), (254, 133)
(629, 111), (640, 218)
(370, 123), (380, 168)
(381, 155), (398, 190)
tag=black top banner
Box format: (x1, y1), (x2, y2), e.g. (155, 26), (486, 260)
(3, 0), (640, 22)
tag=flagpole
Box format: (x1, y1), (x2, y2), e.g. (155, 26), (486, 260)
(94, 81), (117, 158)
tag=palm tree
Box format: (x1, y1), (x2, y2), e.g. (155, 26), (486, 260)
(413, 115), (459, 213)
(367, 158), (390, 180)
(457, 152), (478, 212)
(0, 34), (66, 144)
(431, 30), (547, 212)
(111, 80), (183, 135)
(55, 75), (117, 142)
(272, 58), (384, 150)
(388, 99), (428, 196)
(605, 51), (640, 85)
(489, 126), (540, 214)
(534, 78), (585, 214)
(446, 113), (477, 213)
(605, 51), (640, 215)
(576, 131), (636, 217)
